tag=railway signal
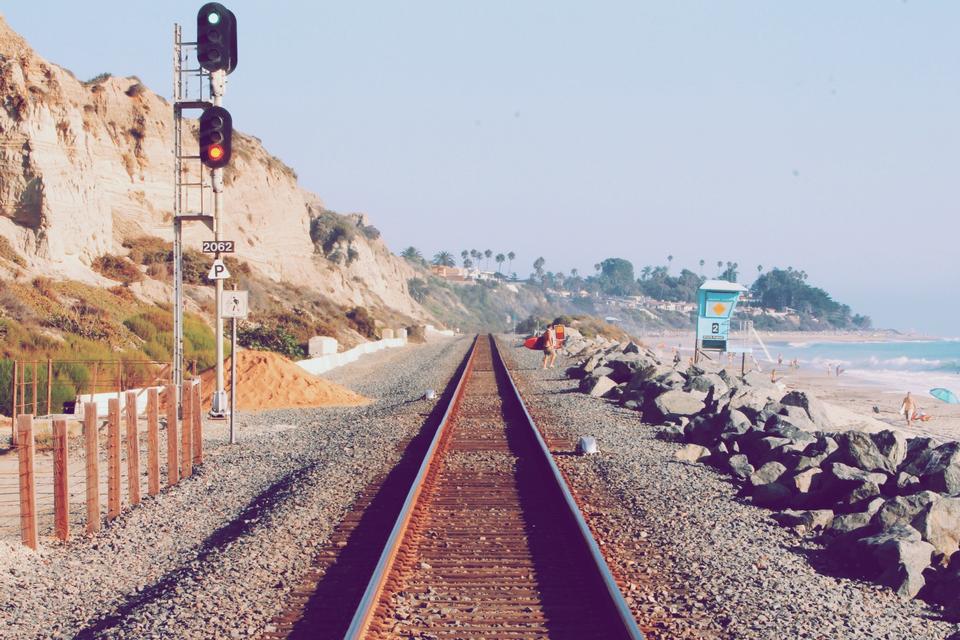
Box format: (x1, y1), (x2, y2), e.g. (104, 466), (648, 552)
(198, 106), (232, 169)
(197, 2), (238, 74)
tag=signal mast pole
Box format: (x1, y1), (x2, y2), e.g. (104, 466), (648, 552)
(210, 68), (227, 417)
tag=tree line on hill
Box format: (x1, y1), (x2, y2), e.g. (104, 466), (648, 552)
(401, 246), (518, 277)
(401, 247), (870, 330)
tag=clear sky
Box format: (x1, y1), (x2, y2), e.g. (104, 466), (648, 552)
(4, 2), (958, 335)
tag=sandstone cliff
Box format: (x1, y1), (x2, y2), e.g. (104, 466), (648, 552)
(0, 14), (428, 326)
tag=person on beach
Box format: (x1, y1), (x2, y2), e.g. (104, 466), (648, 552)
(901, 392), (917, 427)
(541, 325), (558, 369)
(778, 353), (783, 366)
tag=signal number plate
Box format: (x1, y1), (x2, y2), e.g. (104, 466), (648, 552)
(202, 241), (235, 253)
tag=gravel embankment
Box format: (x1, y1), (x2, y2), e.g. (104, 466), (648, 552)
(504, 337), (960, 640)
(0, 337), (471, 640)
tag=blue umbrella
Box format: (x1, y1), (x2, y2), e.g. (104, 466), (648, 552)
(930, 388), (960, 404)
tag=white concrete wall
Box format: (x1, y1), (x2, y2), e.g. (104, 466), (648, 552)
(297, 336), (408, 376)
(72, 385), (166, 417)
(425, 324), (456, 338)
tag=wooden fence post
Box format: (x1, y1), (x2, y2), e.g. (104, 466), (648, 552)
(53, 418), (69, 541)
(165, 385), (179, 486)
(11, 360), (17, 446)
(125, 391), (140, 506)
(32, 361), (38, 416)
(181, 382), (193, 478)
(46, 358), (53, 416)
(84, 403), (100, 534)
(107, 398), (121, 519)
(147, 388), (159, 496)
(192, 379), (203, 465)
(17, 415), (37, 549)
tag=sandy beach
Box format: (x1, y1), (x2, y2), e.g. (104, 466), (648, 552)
(642, 332), (960, 443)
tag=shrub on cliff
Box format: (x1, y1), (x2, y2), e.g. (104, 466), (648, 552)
(347, 306), (378, 339)
(92, 254), (143, 284)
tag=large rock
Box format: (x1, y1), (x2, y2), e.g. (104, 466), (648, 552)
(728, 388), (776, 422)
(582, 353), (605, 373)
(903, 441), (960, 494)
(772, 509), (834, 535)
(786, 467), (823, 495)
(686, 373), (730, 399)
(585, 375), (618, 398)
(742, 370), (776, 390)
(606, 354), (656, 383)
(723, 409), (753, 435)
(764, 416), (818, 443)
(728, 454), (754, 481)
(750, 461), (788, 488)
(780, 390), (833, 430)
(651, 390), (705, 423)
(752, 482), (794, 509)
(915, 496), (960, 561)
(854, 526), (935, 598)
(833, 431), (898, 473)
(805, 435), (839, 458)
(870, 430), (908, 471)
(674, 443), (711, 463)
(622, 341), (643, 355)
(686, 416), (724, 446)
(818, 463), (886, 512)
(895, 472), (920, 493)
(746, 436), (793, 466)
(873, 492), (941, 531)
(901, 437), (937, 473)
(772, 407), (816, 433)
(831, 497), (886, 534)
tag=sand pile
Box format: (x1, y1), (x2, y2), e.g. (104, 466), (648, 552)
(200, 350), (369, 411)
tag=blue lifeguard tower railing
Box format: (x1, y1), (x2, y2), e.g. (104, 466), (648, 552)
(694, 280), (749, 368)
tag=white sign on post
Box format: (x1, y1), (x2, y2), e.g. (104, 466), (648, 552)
(207, 258), (231, 280)
(221, 290), (249, 319)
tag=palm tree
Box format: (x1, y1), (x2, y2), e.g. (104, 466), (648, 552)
(757, 264), (763, 275)
(507, 251), (516, 274)
(667, 255), (674, 272)
(717, 260), (723, 275)
(484, 249), (493, 270)
(533, 256), (546, 280)
(461, 250), (469, 267)
(641, 265), (652, 280)
(432, 251), (455, 267)
(594, 263), (601, 274)
(401, 246), (423, 263)
(463, 258), (473, 269)
(699, 259), (705, 276)
(495, 253), (506, 273)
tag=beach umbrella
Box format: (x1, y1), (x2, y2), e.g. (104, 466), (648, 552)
(930, 388), (960, 404)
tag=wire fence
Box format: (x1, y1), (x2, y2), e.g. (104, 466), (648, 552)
(0, 380), (204, 547)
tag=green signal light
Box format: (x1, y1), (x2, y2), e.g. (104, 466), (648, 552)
(207, 11), (221, 25)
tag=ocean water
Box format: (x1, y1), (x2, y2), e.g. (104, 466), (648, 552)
(765, 339), (960, 395)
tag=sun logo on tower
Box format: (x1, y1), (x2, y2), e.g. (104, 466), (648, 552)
(712, 302), (728, 316)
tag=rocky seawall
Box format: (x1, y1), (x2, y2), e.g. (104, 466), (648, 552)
(562, 331), (960, 612)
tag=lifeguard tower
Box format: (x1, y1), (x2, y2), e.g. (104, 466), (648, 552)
(695, 280), (748, 365)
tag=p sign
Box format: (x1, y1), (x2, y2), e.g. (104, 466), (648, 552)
(207, 258), (231, 281)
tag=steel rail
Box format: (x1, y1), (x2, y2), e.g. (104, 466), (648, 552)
(491, 336), (645, 640)
(342, 335), (480, 640)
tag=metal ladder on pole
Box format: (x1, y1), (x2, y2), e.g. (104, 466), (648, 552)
(172, 23), (214, 404)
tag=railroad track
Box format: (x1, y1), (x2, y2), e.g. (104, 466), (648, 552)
(271, 335), (643, 639)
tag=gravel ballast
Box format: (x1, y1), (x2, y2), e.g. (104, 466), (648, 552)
(504, 337), (960, 640)
(0, 337), (471, 640)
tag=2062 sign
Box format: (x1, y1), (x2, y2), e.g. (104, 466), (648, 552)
(201, 241), (235, 254)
